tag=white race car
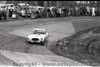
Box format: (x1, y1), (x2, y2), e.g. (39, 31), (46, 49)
(27, 28), (49, 44)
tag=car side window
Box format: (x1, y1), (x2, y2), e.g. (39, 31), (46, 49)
(33, 30), (37, 34)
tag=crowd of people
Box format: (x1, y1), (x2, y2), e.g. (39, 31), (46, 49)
(0, 8), (7, 20)
(0, 7), (16, 20)
(38, 6), (100, 18)
(0, 5), (100, 21)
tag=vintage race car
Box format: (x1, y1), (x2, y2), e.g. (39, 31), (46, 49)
(27, 28), (49, 44)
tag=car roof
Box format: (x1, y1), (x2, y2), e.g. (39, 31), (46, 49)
(6, 4), (14, 5)
(33, 28), (46, 31)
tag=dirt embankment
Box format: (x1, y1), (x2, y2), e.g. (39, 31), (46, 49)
(49, 27), (100, 66)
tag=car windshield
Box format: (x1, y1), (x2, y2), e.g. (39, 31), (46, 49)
(10, 5), (14, 7)
(33, 30), (46, 34)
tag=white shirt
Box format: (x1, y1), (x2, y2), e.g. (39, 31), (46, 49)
(92, 7), (95, 16)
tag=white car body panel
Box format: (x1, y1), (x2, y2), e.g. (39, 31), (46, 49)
(27, 28), (49, 43)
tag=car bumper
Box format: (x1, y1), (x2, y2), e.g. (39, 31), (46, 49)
(28, 39), (44, 43)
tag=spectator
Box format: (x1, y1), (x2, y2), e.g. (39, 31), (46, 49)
(43, 8), (48, 18)
(75, 7), (79, 16)
(92, 7), (96, 16)
(1, 10), (4, 20)
(35, 11), (40, 18)
(56, 8), (61, 17)
(62, 7), (67, 17)
(9, 9), (13, 18)
(70, 8), (74, 16)
(3, 10), (7, 20)
(47, 8), (52, 18)
(95, 7), (100, 16)
(12, 10), (18, 19)
(86, 6), (91, 16)
(58, 8), (63, 17)
(30, 10), (36, 19)
(52, 6), (57, 17)
(68, 7), (71, 16)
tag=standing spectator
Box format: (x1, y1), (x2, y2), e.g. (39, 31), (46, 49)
(80, 7), (83, 16)
(90, 7), (92, 16)
(68, 7), (71, 16)
(73, 7), (76, 16)
(9, 9), (13, 18)
(57, 8), (62, 17)
(95, 7), (99, 16)
(12, 9), (18, 19)
(56, 8), (60, 17)
(35, 11), (39, 18)
(61, 8), (65, 17)
(75, 7), (79, 16)
(39, 8), (43, 18)
(70, 8), (74, 16)
(47, 8), (52, 18)
(62, 7), (67, 17)
(52, 6), (57, 17)
(79, 7), (86, 16)
(3, 9), (7, 20)
(66, 7), (69, 16)
(86, 7), (89, 16)
(92, 7), (96, 16)
(83, 7), (87, 16)
(52, 7), (55, 17)
(1, 10), (4, 20)
(43, 8), (48, 18)
(55, 7), (57, 17)
(30, 11), (36, 19)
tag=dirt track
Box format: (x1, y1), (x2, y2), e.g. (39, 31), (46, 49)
(0, 17), (99, 65)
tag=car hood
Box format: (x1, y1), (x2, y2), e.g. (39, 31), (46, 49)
(28, 34), (45, 39)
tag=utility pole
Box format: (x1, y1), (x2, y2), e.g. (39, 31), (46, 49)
(57, 1), (59, 7)
(35, 1), (38, 6)
(44, 1), (48, 7)
(3, 1), (9, 20)
(44, 1), (48, 17)
(50, 1), (51, 7)
(12, 0), (14, 4)
(6, 6), (9, 20)
(25, 3), (29, 18)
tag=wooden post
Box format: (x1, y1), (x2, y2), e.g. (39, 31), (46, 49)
(6, 6), (9, 20)
(50, 1), (51, 7)
(35, 1), (38, 6)
(44, 1), (48, 18)
(12, 0), (14, 4)
(57, 1), (59, 7)
(44, 1), (48, 8)
(25, 3), (28, 18)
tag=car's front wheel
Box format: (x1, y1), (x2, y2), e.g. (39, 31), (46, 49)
(42, 39), (48, 46)
(27, 41), (32, 44)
